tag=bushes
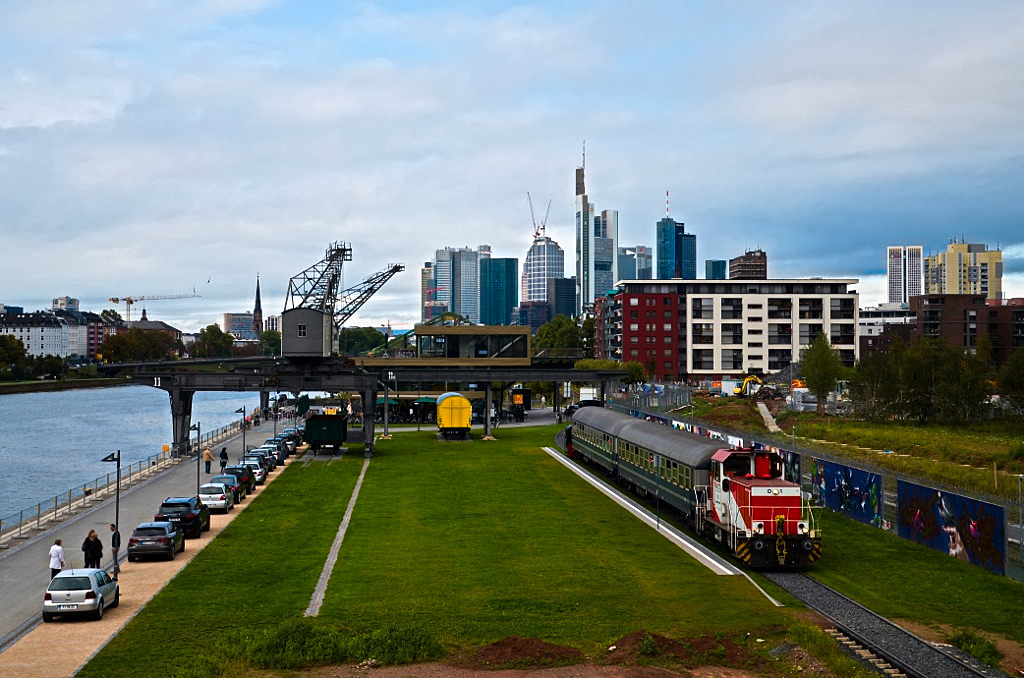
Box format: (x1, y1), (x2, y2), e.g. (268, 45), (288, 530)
(947, 629), (1003, 668)
(247, 618), (444, 669)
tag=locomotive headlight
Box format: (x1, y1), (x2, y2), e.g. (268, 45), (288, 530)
(798, 521), (808, 534)
(754, 522), (764, 534)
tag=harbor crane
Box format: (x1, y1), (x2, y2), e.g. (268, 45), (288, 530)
(108, 293), (201, 322)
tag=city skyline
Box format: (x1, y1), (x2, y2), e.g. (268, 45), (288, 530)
(2, 2), (1023, 331)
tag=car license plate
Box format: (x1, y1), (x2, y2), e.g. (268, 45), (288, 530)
(143, 540), (155, 544)
(57, 604), (77, 610)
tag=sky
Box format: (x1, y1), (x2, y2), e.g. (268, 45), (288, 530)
(2, 1), (1023, 332)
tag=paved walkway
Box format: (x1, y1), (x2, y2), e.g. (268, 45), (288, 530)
(0, 417), (284, 664)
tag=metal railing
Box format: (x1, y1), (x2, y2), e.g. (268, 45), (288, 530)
(0, 419), (242, 549)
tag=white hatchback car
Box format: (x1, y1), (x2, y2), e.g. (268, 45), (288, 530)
(198, 482), (235, 512)
(43, 568), (119, 622)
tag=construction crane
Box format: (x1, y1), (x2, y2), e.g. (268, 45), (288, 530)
(527, 192), (551, 239)
(108, 293), (201, 322)
(334, 263), (405, 328)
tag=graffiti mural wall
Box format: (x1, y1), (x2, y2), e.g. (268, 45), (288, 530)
(811, 459), (883, 528)
(897, 480), (1005, 575)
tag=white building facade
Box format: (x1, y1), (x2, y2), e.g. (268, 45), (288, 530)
(886, 245), (923, 305)
(521, 236), (565, 303)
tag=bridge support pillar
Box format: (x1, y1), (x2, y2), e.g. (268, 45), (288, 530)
(483, 382), (493, 438)
(169, 387), (196, 459)
(363, 384), (376, 457)
(259, 391), (270, 416)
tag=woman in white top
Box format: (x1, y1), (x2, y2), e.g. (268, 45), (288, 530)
(48, 539), (65, 578)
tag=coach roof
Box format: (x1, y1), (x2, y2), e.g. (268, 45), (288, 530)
(572, 407), (720, 469)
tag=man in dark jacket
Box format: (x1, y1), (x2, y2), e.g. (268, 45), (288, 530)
(109, 523), (121, 578)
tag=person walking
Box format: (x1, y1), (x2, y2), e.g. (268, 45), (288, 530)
(82, 529), (102, 568)
(48, 539), (65, 579)
(203, 445), (214, 474)
(109, 524), (121, 577)
(219, 447), (229, 471)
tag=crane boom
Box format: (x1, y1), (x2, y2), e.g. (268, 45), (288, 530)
(334, 263), (405, 328)
(108, 293), (200, 321)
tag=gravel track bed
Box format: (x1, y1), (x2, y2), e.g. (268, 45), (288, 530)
(764, 572), (1006, 678)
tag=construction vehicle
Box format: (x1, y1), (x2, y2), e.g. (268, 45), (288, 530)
(733, 375), (763, 397)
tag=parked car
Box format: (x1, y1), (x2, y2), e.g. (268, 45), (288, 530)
(564, 399), (604, 418)
(243, 453), (273, 474)
(256, 444), (286, 465)
(223, 465), (256, 493)
(154, 496), (211, 538)
(42, 568), (119, 622)
(267, 436), (294, 454)
(250, 448), (278, 470)
(210, 474), (246, 503)
(198, 482), (235, 513)
(127, 521), (184, 561)
(240, 460), (266, 485)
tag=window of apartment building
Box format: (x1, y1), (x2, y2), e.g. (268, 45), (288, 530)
(746, 303), (763, 309)
(768, 348), (792, 371)
(768, 298), (792, 319)
(799, 298), (823, 319)
(721, 323), (742, 345)
(721, 348), (743, 370)
(830, 298), (856, 320)
(663, 323), (672, 331)
(630, 349), (638, 357)
(664, 311), (672, 318)
(630, 336), (638, 344)
(768, 323), (793, 345)
(747, 342), (763, 348)
(664, 348), (673, 356)
(721, 298), (743, 319)
(691, 322), (714, 344)
(691, 348), (714, 370)
(629, 297), (638, 306)
(663, 336), (672, 344)
(799, 323), (824, 344)
(629, 323), (638, 331)
(747, 328), (763, 334)
(630, 310), (638, 318)
(691, 298), (714, 319)
(829, 323), (855, 346)
(747, 316), (763, 322)
(663, 297), (672, 305)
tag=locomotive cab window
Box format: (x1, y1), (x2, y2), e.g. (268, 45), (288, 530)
(724, 456), (750, 477)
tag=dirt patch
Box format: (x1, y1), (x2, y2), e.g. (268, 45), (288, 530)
(605, 631), (767, 674)
(455, 636), (586, 670)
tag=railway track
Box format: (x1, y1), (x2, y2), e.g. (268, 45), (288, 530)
(763, 572), (1007, 678)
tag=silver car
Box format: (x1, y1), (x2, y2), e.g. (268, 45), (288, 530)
(240, 460), (266, 484)
(42, 568), (119, 622)
(199, 482), (235, 512)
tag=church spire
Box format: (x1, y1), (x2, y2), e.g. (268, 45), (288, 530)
(252, 275), (263, 336)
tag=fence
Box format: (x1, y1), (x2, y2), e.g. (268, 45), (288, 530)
(609, 397), (1024, 584)
(0, 419), (243, 550)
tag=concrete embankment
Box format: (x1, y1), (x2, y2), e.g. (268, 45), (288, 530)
(0, 378), (130, 396)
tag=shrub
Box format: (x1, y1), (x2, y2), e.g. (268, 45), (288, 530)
(639, 632), (659, 656)
(947, 629), (1003, 668)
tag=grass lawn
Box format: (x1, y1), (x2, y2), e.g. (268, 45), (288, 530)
(77, 457), (366, 677)
(318, 425), (785, 652)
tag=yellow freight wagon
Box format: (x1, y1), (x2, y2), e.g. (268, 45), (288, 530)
(436, 392), (472, 439)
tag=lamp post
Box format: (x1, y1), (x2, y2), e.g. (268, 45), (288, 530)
(190, 422), (201, 493)
(100, 450), (121, 574)
(792, 426), (796, 451)
(235, 407), (246, 460)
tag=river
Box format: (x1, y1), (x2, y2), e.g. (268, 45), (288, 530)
(0, 385), (262, 521)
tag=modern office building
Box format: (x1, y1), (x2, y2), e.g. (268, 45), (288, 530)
(516, 301), (550, 333)
(575, 160), (617, 314)
(617, 247), (637, 280)
(521, 236), (564, 303)
(433, 245), (490, 323)
(656, 217), (696, 279)
(480, 257), (519, 325)
(223, 312), (257, 340)
(617, 246), (653, 282)
(594, 278), (859, 381)
(729, 249), (768, 279)
(706, 260), (727, 280)
(547, 277), (576, 320)
(923, 240), (1002, 300)
(886, 245), (924, 305)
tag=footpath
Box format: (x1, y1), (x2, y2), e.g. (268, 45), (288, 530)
(0, 417), (285, 677)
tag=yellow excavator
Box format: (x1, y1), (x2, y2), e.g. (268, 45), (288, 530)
(733, 375), (763, 397)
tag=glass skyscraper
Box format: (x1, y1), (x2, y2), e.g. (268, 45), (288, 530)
(480, 257), (519, 325)
(656, 217), (695, 279)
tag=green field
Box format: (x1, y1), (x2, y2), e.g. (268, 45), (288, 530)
(77, 425), (1024, 676)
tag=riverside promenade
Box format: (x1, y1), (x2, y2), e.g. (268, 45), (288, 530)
(0, 416), (284, 658)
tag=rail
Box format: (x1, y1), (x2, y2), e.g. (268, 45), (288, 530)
(0, 419), (243, 550)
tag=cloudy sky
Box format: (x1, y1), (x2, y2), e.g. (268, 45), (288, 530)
(2, 1), (1023, 332)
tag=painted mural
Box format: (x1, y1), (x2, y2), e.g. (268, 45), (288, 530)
(811, 458), (882, 527)
(897, 480), (1005, 575)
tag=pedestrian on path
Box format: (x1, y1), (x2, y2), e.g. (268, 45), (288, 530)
(109, 524), (121, 577)
(82, 529), (102, 568)
(203, 445), (214, 473)
(48, 539), (65, 578)
(219, 447), (228, 471)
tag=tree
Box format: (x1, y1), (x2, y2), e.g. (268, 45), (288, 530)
(998, 343), (1024, 417)
(849, 349), (898, 422)
(100, 309), (124, 326)
(900, 336), (951, 425)
(574, 358), (647, 386)
(580, 316), (596, 359)
(535, 315), (582, 354)
(801, 333), (841, 414)
(935, 337), (993, 426)
(0, 335), (27, 380)
(338, 327), (386, 356)
(100, 328), (178, 362)
(259, 330), (281, 356)
(193, 324), (234, 358)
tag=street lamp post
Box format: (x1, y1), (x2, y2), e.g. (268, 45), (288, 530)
(235, 407), (246, 460)
(792, 426), (796, 451)
(100, 450), (121, 575)
(190, 422), (201, 493)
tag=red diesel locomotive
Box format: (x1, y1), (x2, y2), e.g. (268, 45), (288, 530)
(566, 407), (821, 568)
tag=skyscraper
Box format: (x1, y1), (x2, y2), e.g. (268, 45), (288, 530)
(656, 217), (695, 279)
(617, 247), (637, 280)
(923, 240), (1002, 300)
(521, 236), (564, 303)
(886, 245), (923, 305)
(433, 245), (489, 323)
(729, 249), (768, 279)
(575, 158), (617, 314)
(480, 257), (519, 325)
(705, 260), (727, 280)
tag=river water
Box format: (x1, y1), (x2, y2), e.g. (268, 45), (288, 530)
(0, 385), (261, 521)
